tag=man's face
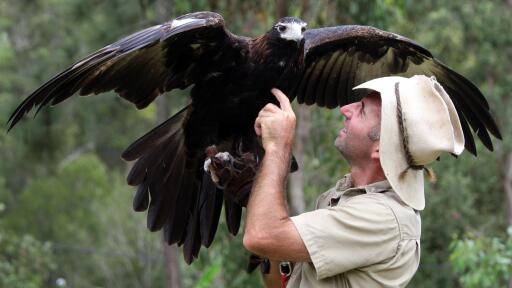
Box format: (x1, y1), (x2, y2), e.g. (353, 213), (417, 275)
(335, 93), (382, 164)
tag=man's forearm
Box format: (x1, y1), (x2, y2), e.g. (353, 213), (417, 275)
(244, 146), (291, 251)
(247, 146), (291, 228)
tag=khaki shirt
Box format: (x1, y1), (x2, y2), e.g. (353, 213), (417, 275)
(289, 175), (421, 288)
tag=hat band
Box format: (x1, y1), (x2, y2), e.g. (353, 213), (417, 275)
(395, 82), (436, 182)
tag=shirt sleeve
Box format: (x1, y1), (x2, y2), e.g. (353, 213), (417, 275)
(290, 193), (400, 280)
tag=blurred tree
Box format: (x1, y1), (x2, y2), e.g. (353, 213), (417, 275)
(450, 227), (512, 288)
(0, 230), (56, 288)
(5, 154), (110, 286)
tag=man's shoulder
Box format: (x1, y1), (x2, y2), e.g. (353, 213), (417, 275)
(368, 189), (422, 240)
(336, 192), (399, 223)
(336, 189), (421, 240)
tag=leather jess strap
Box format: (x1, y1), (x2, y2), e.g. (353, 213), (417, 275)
(280, 261), (292, 288)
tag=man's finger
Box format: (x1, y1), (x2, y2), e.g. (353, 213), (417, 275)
(271, 88), (292, 111)
(261, 103), (280, 113)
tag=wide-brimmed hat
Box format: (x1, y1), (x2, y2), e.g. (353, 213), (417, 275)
(353, 75), (465, 210)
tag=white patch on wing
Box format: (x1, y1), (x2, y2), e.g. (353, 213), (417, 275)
(279, 22), (305, 41)
(171, 18), (199, 29)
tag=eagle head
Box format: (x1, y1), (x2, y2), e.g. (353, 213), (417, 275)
(271, 17), (307, 43)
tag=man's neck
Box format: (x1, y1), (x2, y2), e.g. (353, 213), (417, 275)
(349, 164), (386, 187)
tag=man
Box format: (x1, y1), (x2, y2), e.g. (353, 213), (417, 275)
(243, 75), (465, 287)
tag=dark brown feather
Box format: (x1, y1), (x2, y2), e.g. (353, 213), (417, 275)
(183, 183), (203, 264)
(224, 196), (242, 236)
(304, 57), (328, 105)
(322, 51), (343, 108)
(133, 182), (150, 212)
(199, 175), (224, 247)
(122, 106), (188, 162)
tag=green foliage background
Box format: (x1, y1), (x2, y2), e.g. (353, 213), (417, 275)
(0, 0), (510, 287)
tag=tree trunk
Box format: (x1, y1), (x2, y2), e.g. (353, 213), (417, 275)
(505, 152), (512, 225)
(152, 1), (183, 288)
(507, 4), (512, 287)
(154, 0), (171, 124)
(301, 0), (312, 21)
(163, 243), (182, 288)
(505, 153), (512, 288)
(276, 0), (289, 19)
(289, 104), (310, 215)
(273, 0), (307, 216)
(208, 0), (219, 11)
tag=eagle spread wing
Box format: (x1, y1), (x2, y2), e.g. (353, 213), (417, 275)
(8, 11), (232, 129)
(296, 26), (502, 155)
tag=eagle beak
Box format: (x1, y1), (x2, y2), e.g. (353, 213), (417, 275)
(290, 27), (304, 42)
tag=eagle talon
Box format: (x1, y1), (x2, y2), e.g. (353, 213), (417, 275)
(204, 151), (234, 186)
(214, 152), (234, 163)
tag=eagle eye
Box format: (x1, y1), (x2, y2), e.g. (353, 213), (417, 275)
(301, 27), (306, 32)
(277, 25), (287, 32)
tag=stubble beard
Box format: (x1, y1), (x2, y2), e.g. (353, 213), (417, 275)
(335, 135), (354, 164)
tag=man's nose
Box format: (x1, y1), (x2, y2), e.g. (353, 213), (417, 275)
(340, 104), (353, 119)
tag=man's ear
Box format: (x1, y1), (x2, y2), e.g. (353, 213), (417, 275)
(370, 142), (380, 161)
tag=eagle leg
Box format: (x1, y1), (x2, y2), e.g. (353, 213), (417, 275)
(203, 147), (258, 207)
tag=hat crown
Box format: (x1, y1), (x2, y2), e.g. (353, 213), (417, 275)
(397, 76), (462, 165)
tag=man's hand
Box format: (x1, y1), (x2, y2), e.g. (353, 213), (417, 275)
(254, 88), (296, 152)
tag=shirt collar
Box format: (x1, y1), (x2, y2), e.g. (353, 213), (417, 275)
(329, 174), (392, 206)
(364, 179), (392, 194)
(334, 174), (354, 192)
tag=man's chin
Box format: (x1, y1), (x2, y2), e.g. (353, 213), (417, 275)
(334, 138), (344, 152)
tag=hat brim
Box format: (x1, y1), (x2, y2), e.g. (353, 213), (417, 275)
(354, 77), (425, 210)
